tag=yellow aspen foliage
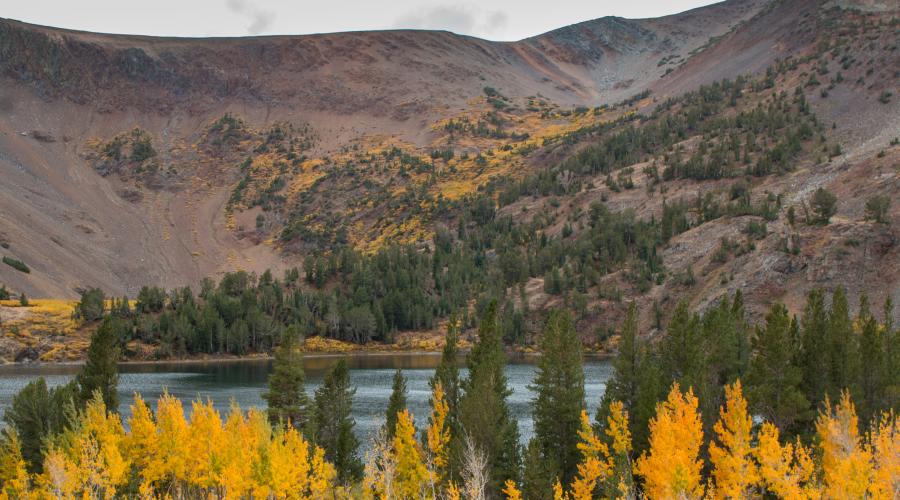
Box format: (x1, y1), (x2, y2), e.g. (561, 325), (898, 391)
(708, 381), (758, 499)
(503, 479), (523, 500)
(270, 427), (305, 497)
(151, 392), (190, 487)
(553, 479), (566, 500)
(245, 408), (274, 499)
(605, 401), (632, 458)
(634, 383), (705, 500)
(815, 392), (873, 499)
(269, 425), (337, 499)
(185, 398), (224, 491)
(39, 447), (78, 498)
(0, 430), (30, 498)
(426, 382), (451, 484)
(447, 481), (462, 500)
(604, 401), (634, 499)
(308, 445), (338, 498)
(39, 394), (129, 499)
(754, 423), (819, 499)
(392, 409), (430, 499)
(569, 410), (610, 500)
(866, 410), (899, 499)
(219, 404), (261, 497)
(125, 394), (160, 488)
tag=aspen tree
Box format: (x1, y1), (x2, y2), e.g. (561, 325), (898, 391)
(708, 381), (758, 499)
(634, 384), (704, 499)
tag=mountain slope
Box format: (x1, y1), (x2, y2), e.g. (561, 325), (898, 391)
(0, 0), (897, 346)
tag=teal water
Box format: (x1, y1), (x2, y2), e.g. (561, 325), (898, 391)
(0, 353), (612, 444)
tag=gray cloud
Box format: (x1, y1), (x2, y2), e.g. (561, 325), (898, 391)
(394, 4), (508, 38)
(225, 0), (274, 35)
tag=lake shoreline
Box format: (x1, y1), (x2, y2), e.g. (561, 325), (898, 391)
(3, 347), (612, 367)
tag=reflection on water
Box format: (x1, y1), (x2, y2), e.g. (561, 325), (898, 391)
(0, 353), (612, 446)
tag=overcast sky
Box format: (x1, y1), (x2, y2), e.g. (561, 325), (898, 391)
(2, 0), (720, 41)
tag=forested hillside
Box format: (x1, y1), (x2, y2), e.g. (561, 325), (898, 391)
(0, 2), (898, 358)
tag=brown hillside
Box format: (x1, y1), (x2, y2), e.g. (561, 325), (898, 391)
(0, 0), (897, 343)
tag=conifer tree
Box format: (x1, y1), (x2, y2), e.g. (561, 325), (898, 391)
(660, 301), (706, 396)
(385, 369), (408, 439)
(431, 316), (461, 427)
(262, 325), (309, 431)
(746, 303), (810, 433)
(597, 303), (640, 422)
(521, 440), (555, 500)
(800, 289), (829, 411)
(825, 288), (859, 400)
(429, 317), (461, 484)
(858, 312), (885, 423)
(457, 302), (520, 495)
(597, 302), (662, 456)
(631, 348), (665, 456)
(530, 309), (585, 486)
(884, 297), (900, 411)
(77, 316), (123, 411)
(313, 359), (363, 484)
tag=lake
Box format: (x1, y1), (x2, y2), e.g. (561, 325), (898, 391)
(0, 353), (612, 446)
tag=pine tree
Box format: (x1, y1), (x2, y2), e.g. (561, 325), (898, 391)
(858, 312), (885, 424)
(825, 288), (859, 401)
(530, 310), (585, 485)
(312, 359), (363, 484)
(77, 316), (123, 411)
(521, 440), (555, 500)
(884, 297), (900, 411)
(385, 369), (408, 439)
(597, 302), (663, 457)
(800, 289), (829, 411)
(597, 303), (640, 423)
(430, 317), (461, 431)
(262, 325), (309, 431)
(457, 302), (520, 495)
(429, 317), (462, 484)
(660, 301), (706, 395)
(631, 347), (665, 456)
(746, 303), (810, 433)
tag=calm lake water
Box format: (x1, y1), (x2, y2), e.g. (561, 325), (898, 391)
(0, 353), (612, 446)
